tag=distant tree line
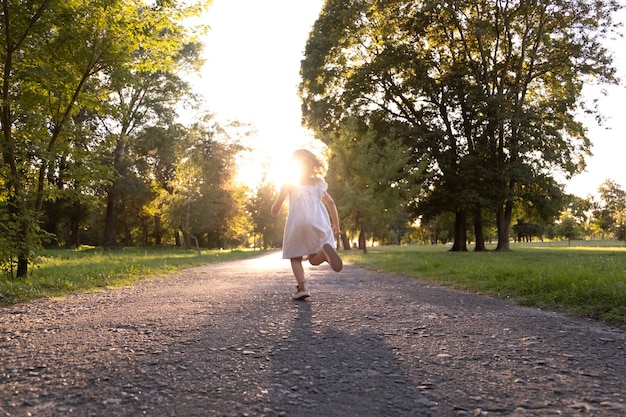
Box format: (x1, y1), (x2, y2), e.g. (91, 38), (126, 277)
(353, 178), (626, 248)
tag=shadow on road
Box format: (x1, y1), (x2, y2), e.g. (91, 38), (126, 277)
(268, 300), (431, 416)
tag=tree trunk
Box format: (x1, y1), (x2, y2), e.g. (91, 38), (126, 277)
(154, 215), (163, 245)
(68, 201), (81, 249)
(9, 196), (30, 278)
(190, 235), (201, 255)
(3, 115), (30, 276)
(103, 188), (117, 246)
(473, 209), (487, 252)
(495, 204), (512, 251)
(103, 138), (125, 247)
(9, 195), (30, 279)
(182, 230), (192, 249)
(450, 210), (467, 252)
(15, 199), (30, 277)
(340, 232), (350, 251)
(358, 229), (367, 254)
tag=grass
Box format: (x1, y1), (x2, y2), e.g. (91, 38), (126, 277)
(3, 241), (626, 328)
(342, 241), (626, 327)
(0, 246), (265, 306)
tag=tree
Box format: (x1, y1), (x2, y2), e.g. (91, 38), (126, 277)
(322, 116), (419, 252)
(591, 179), (626, 239)
(614, 211), (626, 246)
(0, 0), (208, 276)
(247, 174), (283, 250)
(512, 219), (543, 242)
(99, 4), (206, 246)
(300, 0), (621, 252)
(566, 195), (592, 228)
(555, 213), (584, 245)
(159, 116), (245, 249)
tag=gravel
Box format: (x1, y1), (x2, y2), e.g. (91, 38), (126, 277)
(1, 252), (625, 416)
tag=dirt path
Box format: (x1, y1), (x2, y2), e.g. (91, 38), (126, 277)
(1, 252), (625, 416)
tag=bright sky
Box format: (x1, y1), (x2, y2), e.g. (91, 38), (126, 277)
(196, 0), (626, 197)
(195, 0), (326, 188)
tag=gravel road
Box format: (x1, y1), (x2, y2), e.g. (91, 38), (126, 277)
(1, 251), (625, 417)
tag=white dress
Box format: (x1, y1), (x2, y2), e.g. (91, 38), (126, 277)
(282, 178), (335, 259)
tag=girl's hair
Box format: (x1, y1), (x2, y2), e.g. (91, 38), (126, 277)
(292, 149), (327, 178)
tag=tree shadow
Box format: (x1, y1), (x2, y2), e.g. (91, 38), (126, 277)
(268, 301), (432, 417)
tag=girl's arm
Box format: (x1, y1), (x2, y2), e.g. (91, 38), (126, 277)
(322, 191), (341, 235)
(271, 184), (290, 216)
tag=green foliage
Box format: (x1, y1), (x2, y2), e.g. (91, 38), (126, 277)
(155, 117), (249, 249)
(323, 116), (421, 246)
(0, 0), (209, 275)
(246, 176), (283, 249)
(555, 214), (584, 244)
(0, 204), (51, 278)
(343, 244), (626, 327)
(591, 179), (626, 239)
(0, 247), (262, 306)
(300, 0), (622, 252)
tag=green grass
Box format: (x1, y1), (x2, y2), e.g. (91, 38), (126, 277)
(4, 241), (626, 328)
(0, 246), (266, 306)
(342, 242), (626, 327)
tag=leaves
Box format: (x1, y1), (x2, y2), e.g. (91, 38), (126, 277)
(0, 0), (209, 273)
(300, 0), (623, 246)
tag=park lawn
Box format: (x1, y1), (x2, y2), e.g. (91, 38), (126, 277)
(3, 242), (626, 328)
(342, 242), (626, 327)
(0, 246), (265, 307)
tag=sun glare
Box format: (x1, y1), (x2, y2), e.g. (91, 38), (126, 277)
(236, 150), (301, 192)
(235, 131), (327, 192)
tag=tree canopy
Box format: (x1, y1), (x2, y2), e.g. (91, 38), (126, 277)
(0, 0), (211, 276)
(300, 0), (622, 251)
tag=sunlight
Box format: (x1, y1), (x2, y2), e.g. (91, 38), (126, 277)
(200, 0), (626, 199)
(268, 155), (301, 189)
(235, 148), (301, 191)
(237, 151), (293, 191)
(235, 130), (327, 192)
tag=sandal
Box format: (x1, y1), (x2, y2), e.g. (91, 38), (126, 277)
(292, 286), (310, 300)
(323, 243), (343, 272)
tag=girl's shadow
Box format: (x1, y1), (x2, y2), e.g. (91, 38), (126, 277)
(268, 301), (431, 416)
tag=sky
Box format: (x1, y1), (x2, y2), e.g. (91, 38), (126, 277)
(195, 0), (626, 197)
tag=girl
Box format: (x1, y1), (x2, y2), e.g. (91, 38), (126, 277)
(271, 149), (343, 300)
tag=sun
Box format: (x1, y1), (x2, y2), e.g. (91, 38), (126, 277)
(234, 129), (327, 192)
(268, 154), (306, 189)
(235, 150), (300, 192)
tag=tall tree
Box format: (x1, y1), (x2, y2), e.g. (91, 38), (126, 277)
(159, 116), (245, 249)
(1, 0), (56, 276)
(322, 116), (418, 251)
(99, 3), (205, 246)
(0, 0), (208, 275)
(300, 0), (621, 252)
(247, 174), (283, 250)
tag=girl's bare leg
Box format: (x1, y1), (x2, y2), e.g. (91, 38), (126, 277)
(308, 251), (325, 266)
(308, 245), (342, 272)
(291, 257), (306, 291)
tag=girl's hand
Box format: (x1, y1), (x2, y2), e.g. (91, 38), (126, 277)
(332, 224), (340, 236)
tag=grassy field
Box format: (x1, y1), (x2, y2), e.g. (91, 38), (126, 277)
(2, 241), (625, 328)
(0, 247), (264, 307)
(342, 240), (626, 327)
